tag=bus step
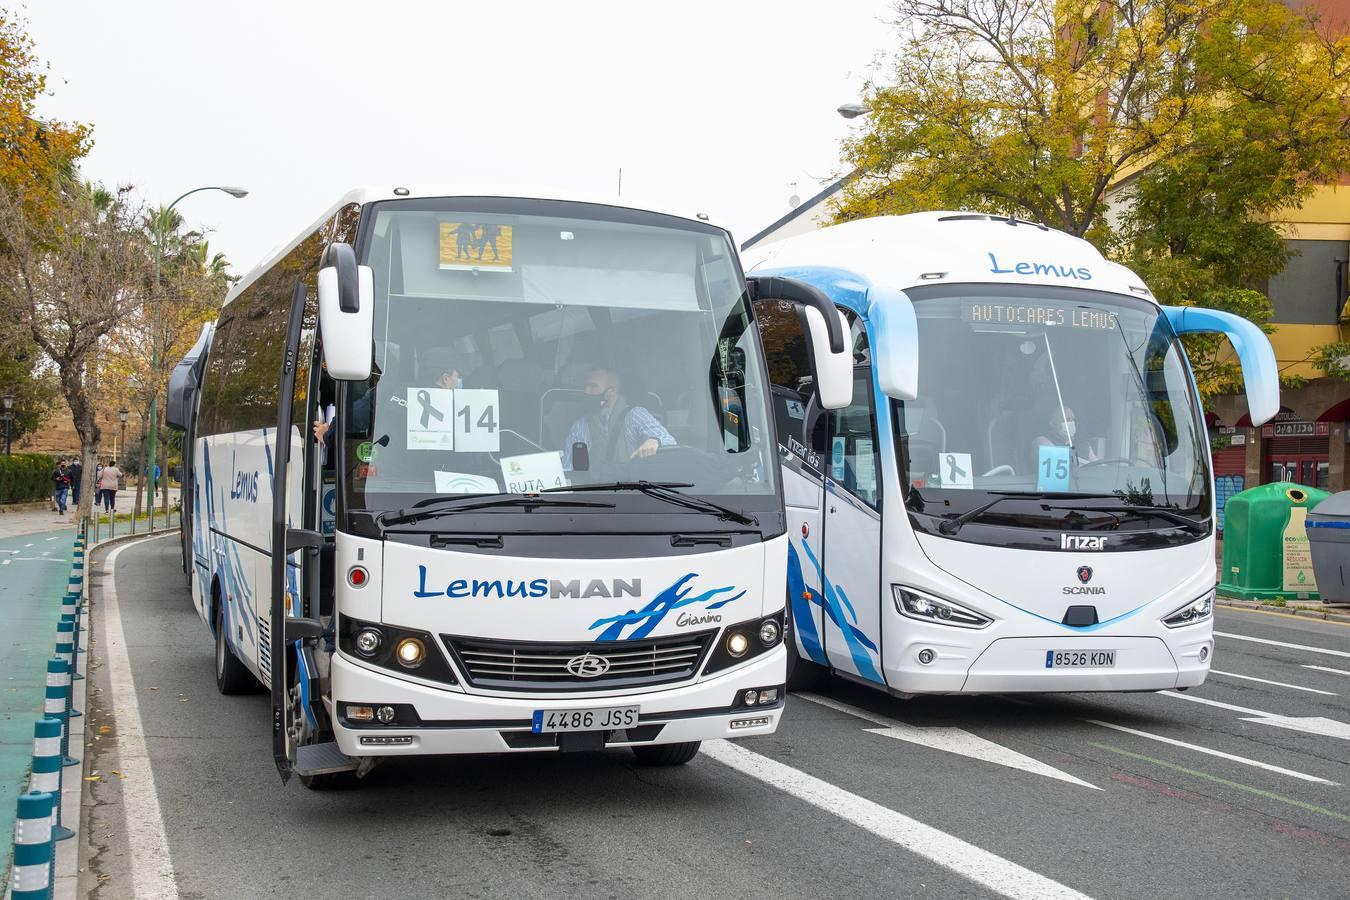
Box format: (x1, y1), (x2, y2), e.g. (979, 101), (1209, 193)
(294, 742), (358, 776)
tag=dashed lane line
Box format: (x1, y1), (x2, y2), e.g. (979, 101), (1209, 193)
(1216, 631), (1350, 658)
(1208, 669), (1338, 696)
(1090, 743), (1350, 824)
(1304, 665), (1350, 678)
(702, 739), (1095, 900)
(1085, 720), (1337, 785)
(102, 535), (181, 900)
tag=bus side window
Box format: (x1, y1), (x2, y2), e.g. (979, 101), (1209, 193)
(754, 299), (820, 457)
(828, 368), (881, 509)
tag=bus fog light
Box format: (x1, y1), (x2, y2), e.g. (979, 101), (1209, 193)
(1199, 645), (1210, 662)
(347, 705), (374, 721)
(376, 705), (396, 723)
(730, 716), (771, 730)
(917, 648), (936, 665)
(758, 620), (781, 645)
(727, 632), (749, 657)
(354, 628), (382, 657)
(395, 637), (426, 668)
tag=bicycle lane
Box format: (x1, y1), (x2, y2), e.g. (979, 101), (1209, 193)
(0, 527), (75, 880)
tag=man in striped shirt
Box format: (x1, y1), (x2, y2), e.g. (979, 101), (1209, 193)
(563, 366), (675, 469)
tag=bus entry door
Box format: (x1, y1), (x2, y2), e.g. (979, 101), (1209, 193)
(820, 369), (886, 685)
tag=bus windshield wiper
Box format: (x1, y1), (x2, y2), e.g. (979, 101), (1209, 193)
(937, 491), (1119, 535)
(1043, 503), (1209, 535)
(543, 481), (758, 526)
(379, 494), (615, 527)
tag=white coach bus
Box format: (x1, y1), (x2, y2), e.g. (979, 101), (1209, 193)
(744, 213), (1279, 696)
(168, 187), (852, 786)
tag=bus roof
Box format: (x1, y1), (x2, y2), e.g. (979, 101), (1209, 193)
(741, 212), (1156, 313)
(222, 185), (725, 308)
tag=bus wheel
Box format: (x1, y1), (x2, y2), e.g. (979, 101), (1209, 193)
(632, 741), (701, 766)
(289, 673), (356, 790)
(786, 633), (826, 692)
(214, 603), (253, 695)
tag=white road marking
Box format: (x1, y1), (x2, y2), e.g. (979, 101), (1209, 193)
(1304, 664), (1350, 678)
(702, 740), (1094, 900)
(102, 535), (181, 900)
(798, 692), (1098, 790)
(2, 558), (9, 565)
(1085, 720), (1337, 784)
(1216, 631), (1350, 659)
(45, 535), (59, 541)
(1161, 690), (1350, 741)
(24, 542), (32, 547)
(1209, 668), (1338, 696)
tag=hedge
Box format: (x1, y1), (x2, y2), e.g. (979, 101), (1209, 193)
(0, 453), (56, 503)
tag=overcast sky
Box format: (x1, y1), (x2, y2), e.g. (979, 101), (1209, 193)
(22, 0), (895, 278)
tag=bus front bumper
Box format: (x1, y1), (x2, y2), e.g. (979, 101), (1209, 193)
(884, 630), (1212, 693)
(328, 648), (785, 756)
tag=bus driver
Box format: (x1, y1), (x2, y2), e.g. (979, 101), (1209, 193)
(563, 366), (675, 469)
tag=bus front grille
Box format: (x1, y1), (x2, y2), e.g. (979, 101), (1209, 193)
(442, 631), (716, 692)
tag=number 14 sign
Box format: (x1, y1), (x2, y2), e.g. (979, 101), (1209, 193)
(406, 387), (500, 452)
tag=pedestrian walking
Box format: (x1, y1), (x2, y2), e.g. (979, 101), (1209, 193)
(52, 459), (71, 516)
(98, 458), (121, 513)
(69, 455), (83, 507)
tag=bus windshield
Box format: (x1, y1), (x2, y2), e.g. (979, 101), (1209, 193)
(898, 284), (1211, 531)
(342, 199), (777, 514)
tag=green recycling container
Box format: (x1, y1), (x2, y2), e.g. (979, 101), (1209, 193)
(1219, 481), (1331, 600)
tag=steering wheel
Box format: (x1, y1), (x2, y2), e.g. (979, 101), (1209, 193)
(981, 465), (1016, 477)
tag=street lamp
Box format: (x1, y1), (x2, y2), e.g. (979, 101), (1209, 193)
(146, 184), (247, 528)
(837, 103), (869, 119)
(118, 407), (129, 461)
(1, 389), (13, 456)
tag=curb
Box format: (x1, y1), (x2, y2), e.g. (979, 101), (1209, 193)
(1216, 596), (1350, 625)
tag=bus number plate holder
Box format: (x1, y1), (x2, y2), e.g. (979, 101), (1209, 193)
(532, 706), (640, 734)
(1046, 650), (1116, 668)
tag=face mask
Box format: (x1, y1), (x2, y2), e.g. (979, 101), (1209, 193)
(1065, 422), (1077, 441)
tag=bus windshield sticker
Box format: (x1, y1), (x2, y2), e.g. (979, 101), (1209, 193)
(405, 387), (501, 453)
(500, 451), (567, 494)
(439, 222), (513, 272)
(434, 471), (501, 494)
(1037, 444), (1071, 491)
(406, 387), (455, 450)
(939, 451), (973, 489)
(451, 389), (501, 452)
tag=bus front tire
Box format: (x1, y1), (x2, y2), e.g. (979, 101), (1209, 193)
(632, 741), (701, 766)
(214, 604), (253, 695)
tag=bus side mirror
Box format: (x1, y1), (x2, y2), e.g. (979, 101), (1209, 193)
(318, 242), (374, 381)
(803, 305), (853, 410)
(746, 274), (854, 410)
(1163, 305), (1279, 426)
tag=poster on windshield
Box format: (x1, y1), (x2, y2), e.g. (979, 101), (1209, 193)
(406, 387), (501, 453)
(439, 222), (513, 272)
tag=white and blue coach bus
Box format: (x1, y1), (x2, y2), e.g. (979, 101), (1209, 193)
(744, 213), (1279, 696)
(167, 187), (852, 786)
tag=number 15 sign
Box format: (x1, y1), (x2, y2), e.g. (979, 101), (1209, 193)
(406, 387), (500, 452)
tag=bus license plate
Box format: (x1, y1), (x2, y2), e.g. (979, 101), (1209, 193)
(532, 706), (640, 734)
(1046, 650), (1116, 668)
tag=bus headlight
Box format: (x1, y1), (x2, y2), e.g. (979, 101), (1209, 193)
(703, 612), (785, 675)
(395, 637), (426, 668)
(893, 586), (992, 629)
(354, 628), (382, 656)
(1163, 589), (1215, 628)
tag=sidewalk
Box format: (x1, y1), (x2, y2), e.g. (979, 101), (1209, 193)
(0, 487), (180, 541)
